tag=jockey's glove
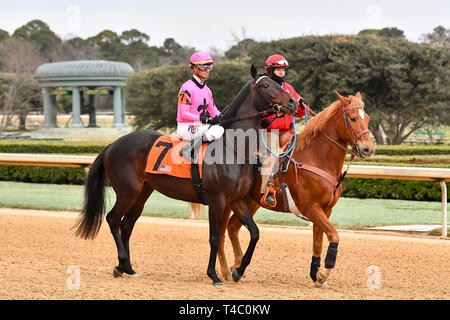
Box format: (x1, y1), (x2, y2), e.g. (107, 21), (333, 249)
(200, 112), (211, 124)
(261, 118), (272, 129)
(299, 98), (309, 106)
(209, 114), (222, 125)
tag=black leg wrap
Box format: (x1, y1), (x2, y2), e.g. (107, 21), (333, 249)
(324, 242), (339, 269)
(310, 256), (321, 282)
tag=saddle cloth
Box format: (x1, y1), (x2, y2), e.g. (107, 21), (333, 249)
(145, 135), (207, 179)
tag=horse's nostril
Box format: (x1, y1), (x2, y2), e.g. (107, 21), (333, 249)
(362, 147), (374, 157)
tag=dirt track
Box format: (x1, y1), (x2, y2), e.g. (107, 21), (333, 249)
(1, 208), (449, 300)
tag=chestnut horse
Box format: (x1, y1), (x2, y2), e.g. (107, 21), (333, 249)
(212, 92), (375, 287)
(73, 65), (297, 286)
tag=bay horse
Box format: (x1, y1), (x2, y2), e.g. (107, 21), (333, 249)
(73, 65), (297, 286)
(212, 91), (375, 287)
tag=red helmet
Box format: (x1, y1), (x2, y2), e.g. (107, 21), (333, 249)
(265, 54), (289, 71)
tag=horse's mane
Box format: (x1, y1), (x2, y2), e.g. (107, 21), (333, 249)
(295, 99), (344, 152)
(221, 81), (252, 129)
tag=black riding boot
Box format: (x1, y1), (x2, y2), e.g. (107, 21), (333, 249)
(179, 136), (206, 162)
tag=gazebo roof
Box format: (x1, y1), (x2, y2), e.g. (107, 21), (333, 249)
(34, 60), (134, 87)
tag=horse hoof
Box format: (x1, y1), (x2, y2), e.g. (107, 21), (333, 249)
(314, 281), (327, 289)
(232, 269), (242, 283)
(222, 271), (232, 281)
(113, 267), (123, 278)
(126, 272), (140, 278)
(213, 281), (223, 286)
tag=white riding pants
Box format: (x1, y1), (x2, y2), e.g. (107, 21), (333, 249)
(177, 123), (224, 142)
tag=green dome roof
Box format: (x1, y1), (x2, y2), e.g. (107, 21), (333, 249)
(35, 60), (134, 79)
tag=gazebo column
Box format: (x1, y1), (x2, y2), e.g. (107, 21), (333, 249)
(121, 88), (127, 126)
(43, 88), (57, 128)
(113, 86), (127, 128)
(71, 87), (82, 128)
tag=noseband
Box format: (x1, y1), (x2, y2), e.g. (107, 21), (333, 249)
(321, 103), (370, 159)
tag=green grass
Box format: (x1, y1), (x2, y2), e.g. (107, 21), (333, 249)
(0, 181), (445, 230)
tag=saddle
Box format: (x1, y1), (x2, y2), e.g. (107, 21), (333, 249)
(145, 135), (208, 204)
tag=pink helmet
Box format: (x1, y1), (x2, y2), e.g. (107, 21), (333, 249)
(189, 51), (214, 65)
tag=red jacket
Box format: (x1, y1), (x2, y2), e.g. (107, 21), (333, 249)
(264, 82), (305, 132)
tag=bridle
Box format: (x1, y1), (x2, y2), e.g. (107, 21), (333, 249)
(219, 76), (290, 125)
(320, 103), (370, 160)
(252, 76), (284, 113)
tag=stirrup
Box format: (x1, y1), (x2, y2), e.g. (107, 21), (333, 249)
(179, 142), (195, 162)
(260, 184), (277, 208)
(180, 137), (207, 162)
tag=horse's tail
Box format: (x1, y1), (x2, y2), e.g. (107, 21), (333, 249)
(189, 203), (205, 219)
(73, 146), (109, 239)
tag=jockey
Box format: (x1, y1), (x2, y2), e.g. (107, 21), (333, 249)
(260, 54), (308, 206)
(177, 51), (224, 162)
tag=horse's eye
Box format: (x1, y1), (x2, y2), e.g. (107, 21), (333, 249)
(350, 118), (357, 123)
(263, 84), (269, 88)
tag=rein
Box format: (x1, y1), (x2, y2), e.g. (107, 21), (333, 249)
(219, 109), (278, 125)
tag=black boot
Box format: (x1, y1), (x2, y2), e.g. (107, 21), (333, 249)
(180, 136), (206, 162)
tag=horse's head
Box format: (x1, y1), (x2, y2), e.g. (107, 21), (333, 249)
(250, 64), (297, 116)
(336, 92), (375, 158)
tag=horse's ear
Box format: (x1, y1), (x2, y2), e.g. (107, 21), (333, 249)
(355, 91), (363, 100)
(336, 91), (350, 105)
(250, 64), (258, 80)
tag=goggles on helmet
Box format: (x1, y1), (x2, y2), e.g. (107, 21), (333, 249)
(265, 59), (289, 68)
(196, 64), (214, 71)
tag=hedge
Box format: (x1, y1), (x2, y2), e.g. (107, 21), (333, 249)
(0, 140), (448, 155)
(0, 140), (108, 154)
(0, 165), (85, 185)
(373, 145), (450, 156)
(342, 178), (449, 201)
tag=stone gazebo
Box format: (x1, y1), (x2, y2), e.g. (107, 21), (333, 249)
(34, 60), (134, 128)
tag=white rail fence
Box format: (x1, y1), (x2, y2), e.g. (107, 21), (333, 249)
(0, 153), (448, 237)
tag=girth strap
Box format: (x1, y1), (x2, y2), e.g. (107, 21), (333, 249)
(190, 163), (207, 205)
(287, 155), (339, 189)
(300, 163), (339, 188)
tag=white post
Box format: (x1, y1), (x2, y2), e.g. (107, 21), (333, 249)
(440, 181), (448, 238)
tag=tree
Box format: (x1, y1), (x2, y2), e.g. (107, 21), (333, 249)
(358, 27), (405, 39)
(162, 38), (181, 56)
(420, 25), (450, 47)
(225, 38), (258, 60)
(85, 30), (123, 60)
(120, 29), (150, 45)
(159, 40), (195, 66)
(0, 39), (42, 132)
(0, 29), (9, 42)
(12, 20), (61, 59)
(60, 37), (101, 60)
(119, 29), (158, 69)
